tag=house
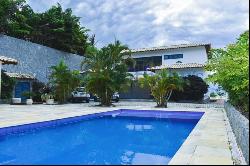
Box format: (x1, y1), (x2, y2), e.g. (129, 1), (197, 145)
(5, 72), (36, 102)
(120, 43), (214, 99)
(128, 43), (210, 77)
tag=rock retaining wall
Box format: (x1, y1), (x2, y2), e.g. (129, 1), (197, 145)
(224, 102), (249, 164)
(0, 35), (84, 83)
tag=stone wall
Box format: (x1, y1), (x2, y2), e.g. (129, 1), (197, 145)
(0, 35), (84, 83)
(224, 102), (249, 164)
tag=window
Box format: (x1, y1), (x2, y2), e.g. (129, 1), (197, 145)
(130, 56), (162, 72)
(164, 54), (183, 60)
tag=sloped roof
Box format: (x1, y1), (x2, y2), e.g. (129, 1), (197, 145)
(5, 72), (36, 80)
(148, 63), (206, 70)
(122, 43), (211, 53)
(0, 56), (18, 65)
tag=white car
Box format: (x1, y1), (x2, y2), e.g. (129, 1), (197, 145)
(71, 87), (90, 103)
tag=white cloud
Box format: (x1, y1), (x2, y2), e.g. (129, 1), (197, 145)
(28, 0), (249, 49)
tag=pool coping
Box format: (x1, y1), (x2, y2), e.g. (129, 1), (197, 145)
(0, 106), (234, 165)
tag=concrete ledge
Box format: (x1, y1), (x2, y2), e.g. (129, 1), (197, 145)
(224, 102), (249, 164)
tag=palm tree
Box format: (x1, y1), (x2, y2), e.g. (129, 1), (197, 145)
(50, 60), (82, 104)
(139, 69), (184, 107)
(82, 40), (134, 106)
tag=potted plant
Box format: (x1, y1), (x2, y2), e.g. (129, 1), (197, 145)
(12, 98), (22, 104)
(209, 92), (218, 102)
(21, 91), (35, 105)
(41, 93), (54, 105)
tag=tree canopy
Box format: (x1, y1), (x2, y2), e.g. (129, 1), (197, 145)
(0, 0), (91, 55)
(206, 30), (249, 112)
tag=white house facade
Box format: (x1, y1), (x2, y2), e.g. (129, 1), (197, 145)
(128, 43), (210, 78)
(120, 43), (219, 99)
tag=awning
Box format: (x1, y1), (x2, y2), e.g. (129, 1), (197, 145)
(148, 63), (206, 70)
(5, 72), (36, 80)
(0, 56), (18, 65)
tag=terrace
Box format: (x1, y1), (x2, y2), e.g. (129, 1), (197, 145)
(0, 101), (246, 165)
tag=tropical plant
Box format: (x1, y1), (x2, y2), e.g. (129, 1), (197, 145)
(209, 92), (217, 98)
(139, 69), (184, 107)
(49, 60), (82, 104)
(21, 91), (35, 99)
(206, 30), (249, 112)
(41, 93), (54, 102)
(32, 81), (45, 102)
(1, 70), (16, 99)
(82, 40), (134, 106)
(171, 75), (208, 102)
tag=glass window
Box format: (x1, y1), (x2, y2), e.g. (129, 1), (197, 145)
(164, 54), (183, 60)
(131, 56), (162, 72)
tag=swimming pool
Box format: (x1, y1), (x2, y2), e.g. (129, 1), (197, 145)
(0, 109), (204, 165)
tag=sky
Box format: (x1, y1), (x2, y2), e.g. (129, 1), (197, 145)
(27, 0), (249, 49)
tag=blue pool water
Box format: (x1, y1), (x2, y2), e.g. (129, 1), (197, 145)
(0, 110), (203, 165)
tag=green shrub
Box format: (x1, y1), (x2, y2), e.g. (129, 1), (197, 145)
(21, 91), (35, 99)
(170, 75), (208, 102)
(209, 92), (217, 97)
(206, 30), (249, 112)
(32, 81), (45, 102)
(1, 70), (16, 99)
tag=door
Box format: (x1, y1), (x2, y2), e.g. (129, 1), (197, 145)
(15, 81), (30, 102)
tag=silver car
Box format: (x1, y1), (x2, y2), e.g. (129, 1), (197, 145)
(93, 92), (119, 102)
(71, 87), (90, 103)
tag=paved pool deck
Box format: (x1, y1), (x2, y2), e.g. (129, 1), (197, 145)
(0, 102), (242, 165)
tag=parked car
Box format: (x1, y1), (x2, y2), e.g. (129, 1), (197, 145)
(93, 92), (120, 102)
(71, 87), (90, 103)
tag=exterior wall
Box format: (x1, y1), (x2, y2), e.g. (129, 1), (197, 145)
(131, 46), (208, 66)
(224, 102), (249, 164)
(120, 82), (152, 99)
(0, 35), (84, 83)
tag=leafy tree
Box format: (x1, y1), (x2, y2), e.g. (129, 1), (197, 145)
(30, 4), (89, 55)
(139, 69), (184, 107)
(0, 0), (31, 37)
(82, 40), (134, 106)
(206, 30), (249, 111)
(0, 0), (91, 55)
(171, 75), (208, 102)
(49, 60), (82, 104)
(1, 70), (16, 99)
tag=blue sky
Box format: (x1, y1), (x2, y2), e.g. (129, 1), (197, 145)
(27, 0), (249, 49)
